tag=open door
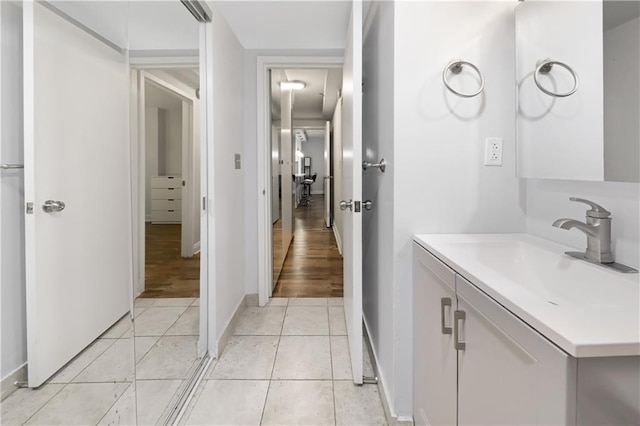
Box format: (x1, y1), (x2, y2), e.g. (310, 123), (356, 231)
(324, 120), (332, 228)
(23, 3), (132, 387)
(341, 0), (364, 384)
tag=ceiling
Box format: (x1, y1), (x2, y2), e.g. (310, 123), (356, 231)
(214, 1), (352, 49)
(48, 1), (199, 51)
(271, 68), (343, 121)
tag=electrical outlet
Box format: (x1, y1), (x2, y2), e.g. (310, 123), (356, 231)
(484, 137), (503, 166)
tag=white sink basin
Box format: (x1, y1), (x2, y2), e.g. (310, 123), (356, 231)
(414, 233), (640, 357)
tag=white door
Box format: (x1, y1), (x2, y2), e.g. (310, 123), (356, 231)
(341, 0), (364, 384)
(324, 120), (331, 228)
(23, 3), (132, 387)
(280, 78), (294, 256)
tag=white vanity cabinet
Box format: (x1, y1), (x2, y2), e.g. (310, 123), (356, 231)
(413, 242), (576, 425)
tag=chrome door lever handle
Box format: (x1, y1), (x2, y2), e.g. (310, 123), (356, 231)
(340, 200), (353, 211)
(42, 200), (65, 213)
(363, 200), (373, 210)
(362, 158), (386, 173)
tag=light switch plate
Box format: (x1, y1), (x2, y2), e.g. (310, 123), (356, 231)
(484, 137), (503, 166)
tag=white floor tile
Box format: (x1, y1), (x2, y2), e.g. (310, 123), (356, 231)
(191, 298), (200, 307)
(331, 336), (353, 380)
(136, 336), (199, 380)
(233, 307), (286, 336)
(153, 298), (196, 307)
(134, 298), (155, 308)
(288, 297), (328, 307)
(135, 336), (160, 363)
(165, 307), (199, 336)
(134, 307), (148, 318)
(134, 307), (187, 336)
(334, 381), (387, 425)
(209, 336), (278, 380)
(184, 380), (269, 425)
(327, 297), (344, 307)
(24, 383), (129, 425)
(101, 315), (133, 339)
(49, 339), (115, 383)
(262, 380), (335, 426)
(272, 336), (332, 380)
(328, 307), (347, 335)
(97, 384), (135, 426)
(282, 307), (329, 336)
(266, 297), (289, 307)
(135, 379), (183, 425)
(72, 339), (134, 383)
(0, 384), (64, 426)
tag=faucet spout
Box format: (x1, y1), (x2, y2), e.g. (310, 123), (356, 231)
(552, 218), (599, 238)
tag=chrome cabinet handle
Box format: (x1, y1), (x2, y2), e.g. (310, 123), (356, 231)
(440, 297), (452, 335)
(340, 200), (353, 211)
(42, 200), (65, 213)
(454, 310), (466, 351)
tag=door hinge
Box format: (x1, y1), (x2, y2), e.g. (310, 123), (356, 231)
(202, 197), (206, 211)
(182, 180), (186, 187)
(26, 202), (34, 214)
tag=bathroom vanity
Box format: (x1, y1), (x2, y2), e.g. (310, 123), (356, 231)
(412, 234), (640, 425)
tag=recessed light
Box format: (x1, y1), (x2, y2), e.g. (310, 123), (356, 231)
(280, 81), (306, 90)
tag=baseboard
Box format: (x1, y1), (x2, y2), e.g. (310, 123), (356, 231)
(1, 363), (27, 401)
(363, 320), (413, 426)
(145, 214), (152, 222)
(332, 224), (343, 255)
(216, 293), (258, 358)
(192, 241), (200, 254)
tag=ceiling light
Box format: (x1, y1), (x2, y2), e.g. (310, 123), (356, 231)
(280, 81), (306, 90)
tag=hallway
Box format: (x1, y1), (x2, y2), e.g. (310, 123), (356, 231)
(273, 195), (343, 297)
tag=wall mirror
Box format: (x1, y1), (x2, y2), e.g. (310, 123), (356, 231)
(515, 0), (639, 182)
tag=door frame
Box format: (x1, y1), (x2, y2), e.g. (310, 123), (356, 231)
(131, 67), (198, 297)
(256, 56), (343, 306)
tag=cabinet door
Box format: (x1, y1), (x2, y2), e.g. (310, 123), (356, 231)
(413, 244), (457, 426)
(455, 275), (576, 425)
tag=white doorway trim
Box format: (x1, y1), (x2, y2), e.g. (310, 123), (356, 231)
(256, 56), (343, 307)
(131, 68), (198, 298)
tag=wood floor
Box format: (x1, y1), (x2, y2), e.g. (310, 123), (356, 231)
(273, 195), (344, 297)
(141, 223), (200, 298)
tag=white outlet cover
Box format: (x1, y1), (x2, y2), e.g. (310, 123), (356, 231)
(484, 137), (503, 166)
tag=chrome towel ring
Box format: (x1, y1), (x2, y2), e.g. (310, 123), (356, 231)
(534, 59), (579, 98)
(442, 60), (485, 98)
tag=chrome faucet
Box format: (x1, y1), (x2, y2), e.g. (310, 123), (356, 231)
(553, 197), (613, 264)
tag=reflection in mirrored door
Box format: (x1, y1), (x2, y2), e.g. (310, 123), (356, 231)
(128, 2), (206, 425)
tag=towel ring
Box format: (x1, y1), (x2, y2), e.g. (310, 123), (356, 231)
(442, 60), (485, 98)
(534, 59), (579, 98)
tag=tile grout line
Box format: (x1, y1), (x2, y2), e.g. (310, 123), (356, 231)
(95, 381), (133, 425)
(328, 302), (338, 426)
(259, 297), (289, 425)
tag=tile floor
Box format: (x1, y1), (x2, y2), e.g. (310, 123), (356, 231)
(1, 297), (201, 426)
(2, 297), (386, 425)
(180, 297), (387, 426)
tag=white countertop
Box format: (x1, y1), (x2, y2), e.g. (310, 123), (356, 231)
(414, 233), (640, 358)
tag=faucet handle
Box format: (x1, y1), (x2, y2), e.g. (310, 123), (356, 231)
(569, 197), (611, 218)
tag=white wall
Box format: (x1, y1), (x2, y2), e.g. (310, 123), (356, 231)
(362, 0), (395, 417)
(363, 2), (527, 418)
(242, 48), (343, 294)
(1, 0), (27, 384)
(208, 3), (246, 345)
(302, 134), (325, 194)
(163, 107), (183, 175)
(145, 107), (159, 218)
